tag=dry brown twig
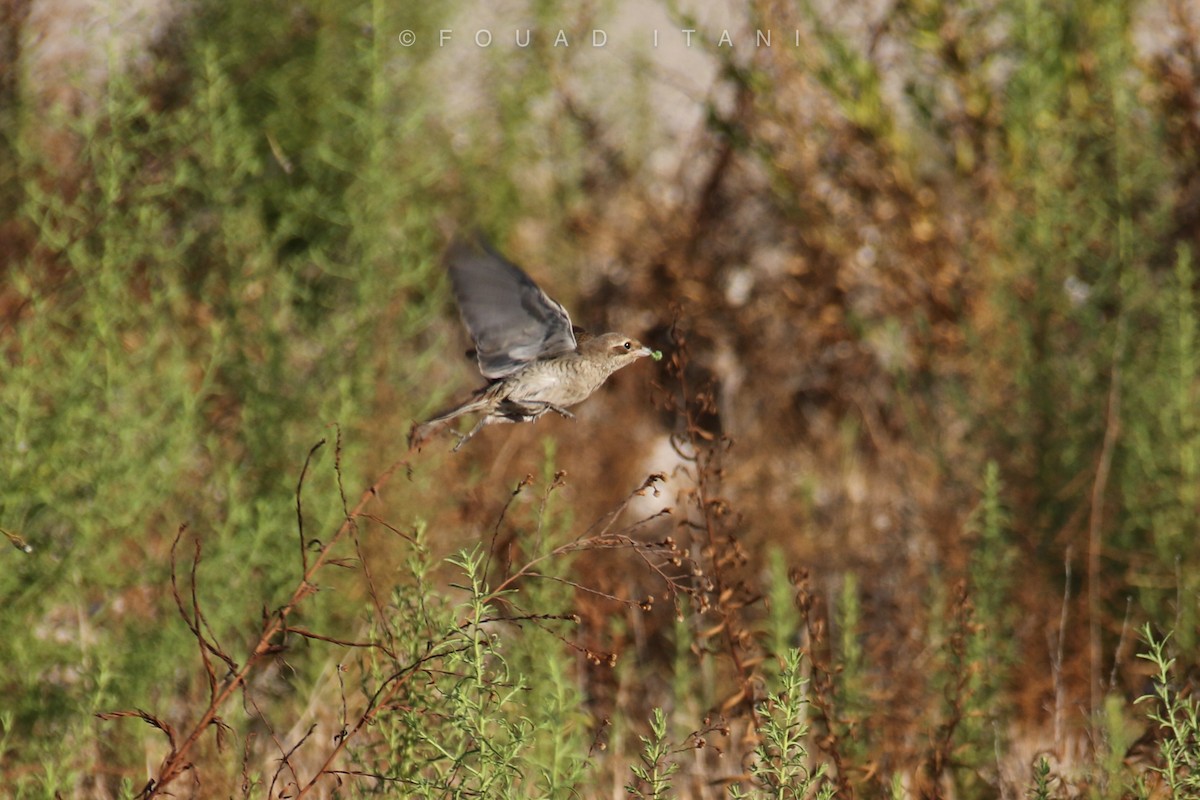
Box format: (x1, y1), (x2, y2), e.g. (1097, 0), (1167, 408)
(660, 320), (761, 719)
(923, 580), (975, 799)
(98, 431), (412, 799)
(794, 566), (854, 798)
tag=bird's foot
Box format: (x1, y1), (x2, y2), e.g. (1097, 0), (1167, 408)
(450, 429), (473, 453)
(547, 404), (575, 420)
(451, 416), (491, 452)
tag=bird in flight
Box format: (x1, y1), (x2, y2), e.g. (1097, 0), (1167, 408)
(410, 238), (661, 451)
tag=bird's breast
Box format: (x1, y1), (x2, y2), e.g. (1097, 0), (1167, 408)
(502, 356), (611, 407)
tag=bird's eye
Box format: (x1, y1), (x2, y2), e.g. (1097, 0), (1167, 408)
(623, 341), (632, 350)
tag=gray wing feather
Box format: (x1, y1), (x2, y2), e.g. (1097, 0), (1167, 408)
(446, 238), (578, 379)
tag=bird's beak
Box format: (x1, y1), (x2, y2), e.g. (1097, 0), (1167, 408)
(639, 347), (663, 361)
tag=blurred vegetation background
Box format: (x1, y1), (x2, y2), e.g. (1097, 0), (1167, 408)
(2, 0), (1199, 797)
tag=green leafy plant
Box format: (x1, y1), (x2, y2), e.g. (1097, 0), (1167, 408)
(627, 707), (680, 800)
(733, 648), (834, 800)
(1135, 626), (1200, 797)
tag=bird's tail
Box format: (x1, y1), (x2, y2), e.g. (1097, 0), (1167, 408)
(408, 390), (492, 450)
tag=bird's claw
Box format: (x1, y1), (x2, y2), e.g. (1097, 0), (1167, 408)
(548, 404), (575, 420)
(451, 416), (491, 452)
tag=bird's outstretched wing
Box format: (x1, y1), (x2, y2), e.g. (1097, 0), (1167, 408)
(445, 237), (578, 379)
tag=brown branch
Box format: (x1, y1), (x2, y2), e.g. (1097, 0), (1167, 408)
(95, 709), (179, 752)
(268, 722), (315, 799)
(284, 627), (388, 651)
(484, 473), (535, 580)
(354, 513), (417, 543)
(168, 527), (236, 699)
(238, 691), (304, 798)
(295, 439), (326, 575)
(925, 581), (973, 798)
(238, 731), (257, 798)
(795, 568), (852, 797)
(666, 322), (758, 717)
(294, 640), (468, 797)
(121, 451), (408, 799)
(490, 523), (695, 621)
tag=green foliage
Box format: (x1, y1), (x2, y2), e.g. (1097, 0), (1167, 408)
(764, 547), (801, 682)
(833, 572), (864, 704)
(497, 449), (593, 796)
(1097, 692), (1144, 798)
(1135, 626), (1200, 797)
(991, 0), (1174, 541)
(954, 461), (1017, 790)
(1122, 245), (1200, 650)
(735, 649), (833, 800)
(627, 707), (680, 800)
(1, 0), (452, 787)
(1026, 756), (1054, 800)
(793, 0), (896, 148)
(831, 571), (870, 769)
(338, 469), (602, 797)
(402, 548), (536, 797)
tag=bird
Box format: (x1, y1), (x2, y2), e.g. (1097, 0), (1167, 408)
(409, 237), (661, 451)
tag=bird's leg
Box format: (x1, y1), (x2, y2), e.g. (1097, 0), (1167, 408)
(451, 414), (514, 452)
(546, 403), (575, 419)
(496, 399), (555, 422)
(451, 417), (487, 452)
(510, 401), (573, 420)
(413, 390), (492, 450)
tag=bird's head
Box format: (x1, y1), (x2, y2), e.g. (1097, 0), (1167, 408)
(581, 332), (661, 370)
